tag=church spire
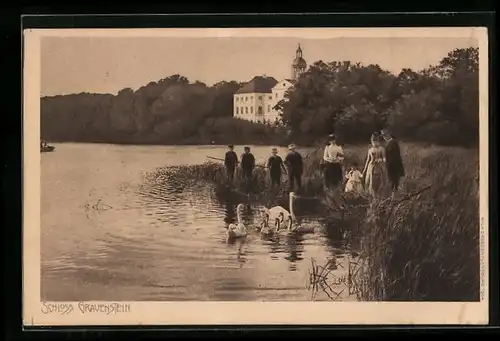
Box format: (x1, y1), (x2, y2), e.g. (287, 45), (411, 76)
(296, 44), (303, 58)
(291, 43), (307, 80)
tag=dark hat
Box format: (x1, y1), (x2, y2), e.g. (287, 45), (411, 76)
(228, 144), (234, 148)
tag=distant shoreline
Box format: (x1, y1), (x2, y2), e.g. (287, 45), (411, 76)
(40, 140), (301, 148)
(39, 139), (478, 150)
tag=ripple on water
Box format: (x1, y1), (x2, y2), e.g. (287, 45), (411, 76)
(42, 149), (355, 301)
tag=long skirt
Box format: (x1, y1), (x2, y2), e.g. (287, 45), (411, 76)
(364, 162), (385, 196)
(324, 163), (343, 189)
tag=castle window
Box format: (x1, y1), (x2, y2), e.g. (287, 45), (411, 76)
(275, 93), (278, 99)
(269, 96), (272, 100)
(245, 107), (248, 114)
(245, 96), (248, 101)
(258, 96), (262, 100)
(236, 97), (239, 102)
(250, 106), (253, 114)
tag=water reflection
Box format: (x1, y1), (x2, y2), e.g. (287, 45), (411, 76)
(226, 238), (248, 266)
(42, 144), (360, 301)
(284, 232), (305, 271)
(266, 235), (281, 260)
(321, 219), (346, 250)
(223, 200), (236, 225)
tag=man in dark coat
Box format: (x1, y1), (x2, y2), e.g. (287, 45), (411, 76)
(284, 143), (303, 193)
(382, 129), (405, 192)
(240, 146), (256, 182)
(224, 145), (238, 182)
(266, 148), (287, 189)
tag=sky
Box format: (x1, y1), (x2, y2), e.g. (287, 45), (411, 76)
(40, 32), (479, 97)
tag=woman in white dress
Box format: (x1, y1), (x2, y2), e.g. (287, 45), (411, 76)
(362, 133), (386, 197)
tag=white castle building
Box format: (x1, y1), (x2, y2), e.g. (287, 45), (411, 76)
(233, 44), (307, 124)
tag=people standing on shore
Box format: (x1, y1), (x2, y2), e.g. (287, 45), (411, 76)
(266, 148), (287, 189)
(224, 144), (238, 183)
(240, 146), (256, 183)
(322, 134), (345, 190)
(362, 133), (386, 197)
(284, 144), (303, 193)
(381, 129), (405, 194)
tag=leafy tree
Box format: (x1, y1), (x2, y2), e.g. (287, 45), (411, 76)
(40, 47), (479, 147)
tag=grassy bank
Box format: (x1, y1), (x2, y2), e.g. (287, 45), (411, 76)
(159, 143), (480, 301)
(353, 145), (480, 301)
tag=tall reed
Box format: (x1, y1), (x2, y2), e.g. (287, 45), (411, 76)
(353, 145), (480, 301)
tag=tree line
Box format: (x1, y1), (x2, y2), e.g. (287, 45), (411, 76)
(41, 47), (478, 147)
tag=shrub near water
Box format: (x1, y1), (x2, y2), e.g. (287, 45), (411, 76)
(156, 143), (479, 301)
(355, 145), (480, 301)
(162, 149), (328, 201)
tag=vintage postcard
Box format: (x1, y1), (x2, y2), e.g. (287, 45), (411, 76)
(23, 26), (489, 326)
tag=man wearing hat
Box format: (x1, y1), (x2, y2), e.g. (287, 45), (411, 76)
(284, 143), (303, 193)
(323, 134), (345, 190)
(266, 147), (287, 189)
(224, 144), (238, 182)
(381, 129), (405, 193)
(240, 146), (256, 183)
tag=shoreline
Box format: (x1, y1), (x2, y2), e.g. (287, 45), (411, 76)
(39, 140), (479, 151)
(158, 142), (480, 301)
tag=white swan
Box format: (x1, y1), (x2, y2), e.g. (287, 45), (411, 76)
(226, 203), (247, 240)
(260, 205), (290, 234)
(285, 192), (315, 234)
(285, 192), (297, 232)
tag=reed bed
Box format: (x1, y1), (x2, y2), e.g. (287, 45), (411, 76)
(154, 143), (480, 301)
(355, 147), (480, 301)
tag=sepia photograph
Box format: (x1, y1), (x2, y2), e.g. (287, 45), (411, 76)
(23, 26), (489, 325)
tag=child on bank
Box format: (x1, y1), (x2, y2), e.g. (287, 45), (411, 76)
(344, 162), (364, 197)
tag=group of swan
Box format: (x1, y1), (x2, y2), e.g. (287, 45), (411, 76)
(260, 192), (297, 234)
(226, 192), (312, 241)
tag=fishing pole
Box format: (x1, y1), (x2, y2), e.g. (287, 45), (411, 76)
(206, 156), (267, 169)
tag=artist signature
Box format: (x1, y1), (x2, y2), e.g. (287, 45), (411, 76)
(308, 257), (361, 300)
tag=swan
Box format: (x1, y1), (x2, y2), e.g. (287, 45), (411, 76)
(259, 208), (283, 236)
(260, 206), (290, 233)
(284, 192), (297, 232)
(285, 192), (315, 234)
(226, 203), (247, 240)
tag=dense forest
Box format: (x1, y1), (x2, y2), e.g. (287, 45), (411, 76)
(41, 47), (479, 147)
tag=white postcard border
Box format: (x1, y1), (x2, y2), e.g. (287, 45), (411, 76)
(23, 27), (490, 326)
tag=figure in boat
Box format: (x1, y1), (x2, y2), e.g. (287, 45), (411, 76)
(40, 140), (55, 152)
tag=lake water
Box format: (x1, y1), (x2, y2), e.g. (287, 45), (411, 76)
(41, 143), (358, 301)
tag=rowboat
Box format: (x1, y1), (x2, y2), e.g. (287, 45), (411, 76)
(41, 143), (55, 153)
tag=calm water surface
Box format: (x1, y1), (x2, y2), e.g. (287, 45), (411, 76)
(41, 143), (356, 301)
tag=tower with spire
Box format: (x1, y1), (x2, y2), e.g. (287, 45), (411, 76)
(291, 44), (307, 80)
